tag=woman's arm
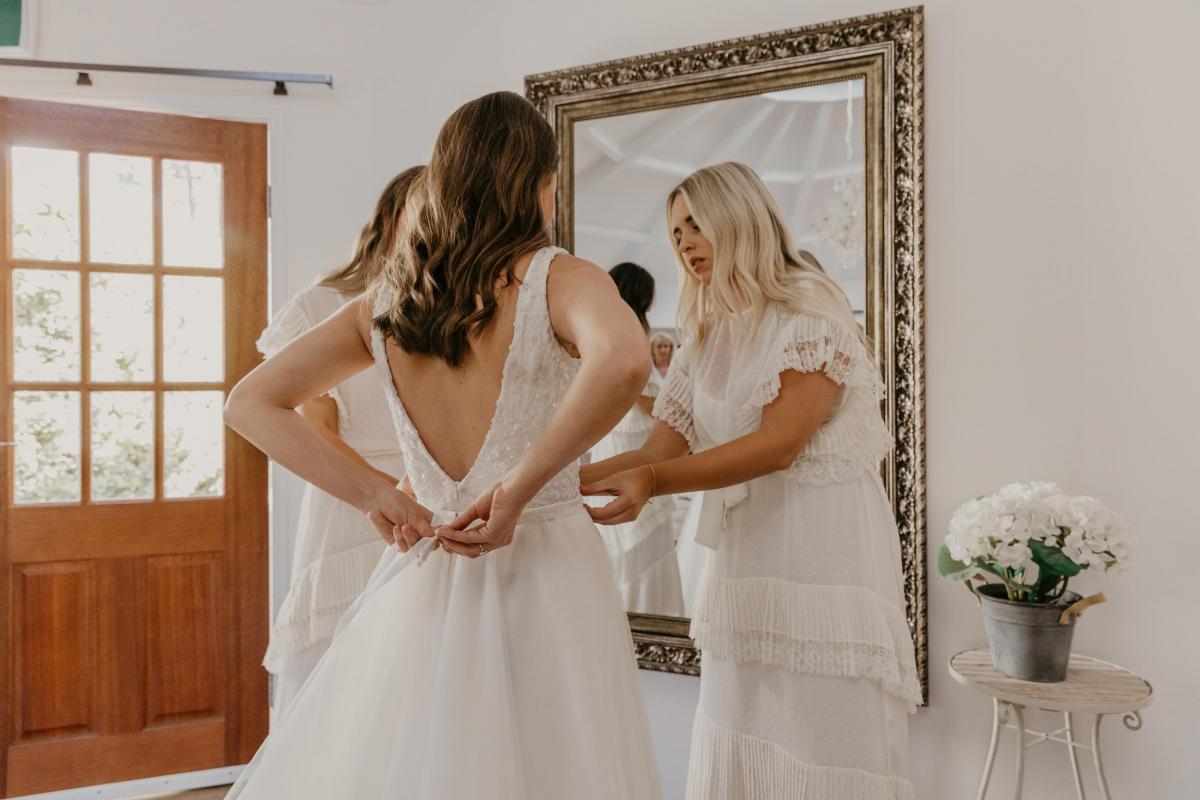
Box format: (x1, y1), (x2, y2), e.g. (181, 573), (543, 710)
(583, 370), (840, 524)
(579, 420), (689, 486)
(299, 395), (400, 486)
(225, 297), (432, 546)
(436, 255), (650, 555)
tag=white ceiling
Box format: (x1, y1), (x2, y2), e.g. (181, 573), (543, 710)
(573, 78), (866, 329)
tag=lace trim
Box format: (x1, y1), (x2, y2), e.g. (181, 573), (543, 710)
(687, 712), (916, 800)
(750, 314), (884, 406)
(690, 577), (922, 709)
(262, 541), (385, 670)
(785, 422), (893, 486)
(652, 364), (699, 451)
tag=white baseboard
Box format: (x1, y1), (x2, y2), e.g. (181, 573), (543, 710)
(8, 766), (243, 800)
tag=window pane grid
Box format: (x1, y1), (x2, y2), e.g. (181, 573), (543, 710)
(7, 150), (228, 506)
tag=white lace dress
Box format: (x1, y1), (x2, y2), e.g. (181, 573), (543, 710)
(654, 303), (920, 800)
(228, 247), (661, 800)
(256, 285), (404, 714)
(591, 370), (686, 616)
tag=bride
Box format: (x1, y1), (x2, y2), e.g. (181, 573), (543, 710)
(223, 90), (662, 799)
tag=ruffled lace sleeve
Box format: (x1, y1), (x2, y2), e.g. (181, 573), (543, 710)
(256, 295), (312, 358)
(751, 312), (892, 485)
(651, 347), (699, 450)
(749, 313), (883, 409)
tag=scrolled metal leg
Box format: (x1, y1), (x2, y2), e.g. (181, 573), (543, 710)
(1012, 704), (1027, 800)
(977, 698), (1004, 800)
(1092, 714), (1112, 800)
(1064, 711), (1086, 800)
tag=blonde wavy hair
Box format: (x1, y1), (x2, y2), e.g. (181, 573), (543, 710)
(666, 161), (864, 348)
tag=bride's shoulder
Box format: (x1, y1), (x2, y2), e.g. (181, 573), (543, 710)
(544, 252), (611, 294)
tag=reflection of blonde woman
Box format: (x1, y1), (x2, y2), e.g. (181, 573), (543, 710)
(583, 162), (918, 798)
(590, 263), (685, 616)
(256, 166), (422, 715)
(650, 330), (676, 378)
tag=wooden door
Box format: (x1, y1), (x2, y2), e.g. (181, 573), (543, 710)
(0, 98), (268, 796)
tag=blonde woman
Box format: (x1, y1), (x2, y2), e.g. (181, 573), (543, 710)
(583, 162), (919, 799)
(590, 262), (685, 616)
(256, 166), (422, 714)
(225, 92), (659, 799)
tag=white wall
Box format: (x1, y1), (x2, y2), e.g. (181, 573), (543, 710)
(10, 0), (1199, 797)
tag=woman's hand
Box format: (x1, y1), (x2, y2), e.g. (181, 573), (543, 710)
(581, 465), (654, 525)
(365, 485), (435, 552)
(434, 477), (531, 558)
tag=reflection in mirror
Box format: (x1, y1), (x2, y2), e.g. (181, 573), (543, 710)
(578, 79), (868, 616)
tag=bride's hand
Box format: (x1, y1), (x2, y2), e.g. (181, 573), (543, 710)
(365, 486), (435, 552)
(435, 477), (530, 558)
(581, 466), (653, 525)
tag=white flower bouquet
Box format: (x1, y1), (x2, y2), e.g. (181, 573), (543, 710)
(939, 482), (1131, 604)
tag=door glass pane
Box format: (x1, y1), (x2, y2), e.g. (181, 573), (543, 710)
(90, 272), (154, 382)
(89, 154), (153, 265)
(11, 146), (81, 262)
(13, 269), (81, 381)
(91, 391), (154, 501)
(162, 159), (224, 268)
(163, 391), (224, 498)
(13, 391), (81, 504)
(162, 276), (223, 382)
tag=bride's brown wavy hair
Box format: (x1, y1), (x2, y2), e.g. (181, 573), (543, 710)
(375, 91), (558, 367)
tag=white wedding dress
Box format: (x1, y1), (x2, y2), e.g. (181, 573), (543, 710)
(228, 247), (662, 800)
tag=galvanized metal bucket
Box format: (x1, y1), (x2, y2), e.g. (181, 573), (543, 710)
(977, 583), (1082, 682)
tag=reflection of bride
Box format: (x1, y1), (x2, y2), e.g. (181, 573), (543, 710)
(590, 263), (685, 617)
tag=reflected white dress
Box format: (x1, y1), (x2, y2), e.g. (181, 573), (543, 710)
(256, 285), (404, 714)
(654, 303), (920, 800)
(591, 370), (686, 616)
(228, 246), (661, 800)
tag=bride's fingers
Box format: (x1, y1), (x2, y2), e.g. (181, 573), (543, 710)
(448, 504), (484, 530)
(407, 514), (435, 539)
(435, 524), (492, 545)
(369, 509), (396, 544)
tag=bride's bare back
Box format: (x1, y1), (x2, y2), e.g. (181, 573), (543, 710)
(378, 250), (537, 482)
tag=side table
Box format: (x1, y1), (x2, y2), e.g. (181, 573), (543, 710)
(949, 648), (1153, 799)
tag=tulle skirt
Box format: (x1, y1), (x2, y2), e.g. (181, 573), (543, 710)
(229, 500), (661, 800)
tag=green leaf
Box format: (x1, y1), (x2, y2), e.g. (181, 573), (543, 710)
(938, 545), (981, 581)
(1029, 539), (1082, 578)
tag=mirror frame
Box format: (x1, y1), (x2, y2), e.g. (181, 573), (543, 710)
(526, 6), (926, 699)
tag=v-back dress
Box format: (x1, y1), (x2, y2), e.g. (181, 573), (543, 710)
(227, 247), (661, 800)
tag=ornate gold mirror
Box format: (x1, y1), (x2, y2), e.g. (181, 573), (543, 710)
(526, 6), (926, 697)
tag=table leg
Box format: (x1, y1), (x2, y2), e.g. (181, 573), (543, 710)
(977, 698), (1004, 800)
(1092, 714), (1112, 800)
(1012, 704), (1027, 800)
(1064, 711), (1086, 799)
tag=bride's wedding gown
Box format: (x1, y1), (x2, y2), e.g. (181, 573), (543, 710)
(228, 246), (662, 799)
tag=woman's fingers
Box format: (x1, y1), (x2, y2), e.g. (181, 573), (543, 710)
(579, 481), (615, 497)
(586, 495), (633, 523)
(438, 537), (483, 558)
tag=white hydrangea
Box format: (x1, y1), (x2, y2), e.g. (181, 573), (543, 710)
(945, 482), (1132, 582)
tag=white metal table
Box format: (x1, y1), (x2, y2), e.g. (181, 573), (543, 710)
(949, 648), (1152, 800)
